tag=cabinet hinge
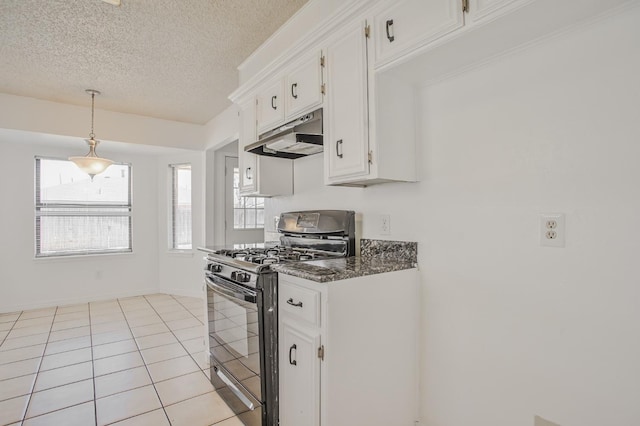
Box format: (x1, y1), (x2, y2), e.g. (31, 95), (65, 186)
(317, 345), (325, 361)
(321, 83), (326, 95)
(364, 24), (370, 39)
(368, 151), (373, 164)
(462, 0), (469, 13)
(320, 54), (325, 68)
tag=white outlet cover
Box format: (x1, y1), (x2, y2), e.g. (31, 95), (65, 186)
(379, 214), (391, 235)
(540, 213), (565, 248)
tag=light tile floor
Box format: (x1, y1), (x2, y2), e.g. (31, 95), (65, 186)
(0, 294), (245, 426)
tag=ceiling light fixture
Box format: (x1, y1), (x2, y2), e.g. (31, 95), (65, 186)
(69, 89), (113, 180)
(100, 0), (121, 6)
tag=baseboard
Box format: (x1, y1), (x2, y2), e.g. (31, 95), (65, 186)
(159, 287), (203, 299)
(0, 287), (159, 314)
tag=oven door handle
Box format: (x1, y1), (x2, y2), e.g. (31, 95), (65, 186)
(205, 274), (257, 303)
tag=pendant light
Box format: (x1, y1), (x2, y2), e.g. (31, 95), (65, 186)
(69, 89), (113, 179)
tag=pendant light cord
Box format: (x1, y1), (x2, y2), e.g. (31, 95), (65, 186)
(90, 92), (95, 139)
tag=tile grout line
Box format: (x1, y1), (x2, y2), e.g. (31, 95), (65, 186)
(88, 302), (98, 426)
(20, 305), (60, 424)
(1, 295), (223, 426)
(147, 295), (209, 380)
(116, 296), (173, 426)
(0, 310), (25, 348)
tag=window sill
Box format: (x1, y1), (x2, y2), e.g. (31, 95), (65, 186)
(34, 251), (134, 262)
(166, 250), (195, 258)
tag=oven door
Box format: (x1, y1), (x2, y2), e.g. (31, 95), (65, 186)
(206, 273), (263, 418)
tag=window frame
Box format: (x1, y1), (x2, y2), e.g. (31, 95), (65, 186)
(34, 156), (133, 258)
(169, 163), (192, 251)
(232, 166), (265, 230)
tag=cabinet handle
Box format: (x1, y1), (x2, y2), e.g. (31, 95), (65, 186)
(289, 344), (297, 366)
(245, 167), (252, 180)
(286, 298), (303, 308)
(291, 83), (298, 99)
(386, 19), (395, 42)
(271, 95), (277, 110)
(336, 139), (343, 158)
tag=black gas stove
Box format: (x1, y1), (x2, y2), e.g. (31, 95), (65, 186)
(201, 210), (355, 426)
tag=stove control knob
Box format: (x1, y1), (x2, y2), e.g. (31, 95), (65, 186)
(232, 271), (251, 283)
(208, 264), (222, 273)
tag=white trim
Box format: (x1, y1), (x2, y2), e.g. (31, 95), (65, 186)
(229, 0), (376, 103)
(0, 287), (158, 314)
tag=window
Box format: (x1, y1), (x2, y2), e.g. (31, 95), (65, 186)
(35, 157), (132, 257)
(170, 164), (192, 250)
(233, 167), (264, 229)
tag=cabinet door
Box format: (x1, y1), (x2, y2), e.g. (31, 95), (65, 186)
(279, 321), (321, 426)
(238, 100), (257, 194)
(373, 0), (464, 67)
(285, 51), (323, 119)
(468, 0), (527, 24)
(256, 79), (285, 134)
(325, 22), (370, 182)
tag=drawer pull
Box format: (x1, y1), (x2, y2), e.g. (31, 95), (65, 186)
(286, 298), (303, 308)
(289, 344), (297, 366)
(386, 19), (395, 42)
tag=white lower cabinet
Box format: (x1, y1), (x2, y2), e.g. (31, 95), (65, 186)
(278, 268), (420, 426)
(279, 321), (321, 426)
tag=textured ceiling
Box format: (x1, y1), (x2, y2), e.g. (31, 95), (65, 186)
(0, 0), (308, 124)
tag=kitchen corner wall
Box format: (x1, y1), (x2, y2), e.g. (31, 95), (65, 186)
(0, 95), (207, 312)
(0, 138), (160, 312)
(266, 6), (640, 426)
(156, 151), (206, 299)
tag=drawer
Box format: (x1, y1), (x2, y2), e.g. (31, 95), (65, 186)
(279, 281), (320, 326)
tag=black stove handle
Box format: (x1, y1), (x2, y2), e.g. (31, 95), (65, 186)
(205, 275), (257, 304)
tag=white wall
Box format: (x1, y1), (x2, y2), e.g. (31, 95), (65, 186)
(0, 93), (204, 150)
(0, 93), (207, 311)
(0, 136), (160, 312)
(266, 7), (640, 426)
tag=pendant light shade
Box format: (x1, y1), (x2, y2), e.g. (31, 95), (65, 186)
(69, 89), (113, 179)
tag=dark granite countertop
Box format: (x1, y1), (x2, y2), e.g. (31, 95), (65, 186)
(201, 239), (418, 283)
(271, 256), (416, 283)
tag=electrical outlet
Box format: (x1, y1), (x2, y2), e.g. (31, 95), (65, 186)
(540, 213), (565, 248)
(379, 214), (391, 235)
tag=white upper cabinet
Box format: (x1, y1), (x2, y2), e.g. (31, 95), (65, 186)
(255, 50), (324, 135)
(285, 51), (324, 120)
(467, 0), (530, 24)
(238, 99), (257, 194)
(325, 21), (370, 183)
(238, 99), (293, 197)
(373, 0), (465, 68)
(256, 79), (285, 134)
(324, 19), (418, 186)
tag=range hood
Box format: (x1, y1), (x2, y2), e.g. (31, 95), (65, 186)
(245, 109), (323, 159)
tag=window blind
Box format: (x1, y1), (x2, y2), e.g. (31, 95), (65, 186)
(170, 164), (192, 250)
(35, 157), (132, 257)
